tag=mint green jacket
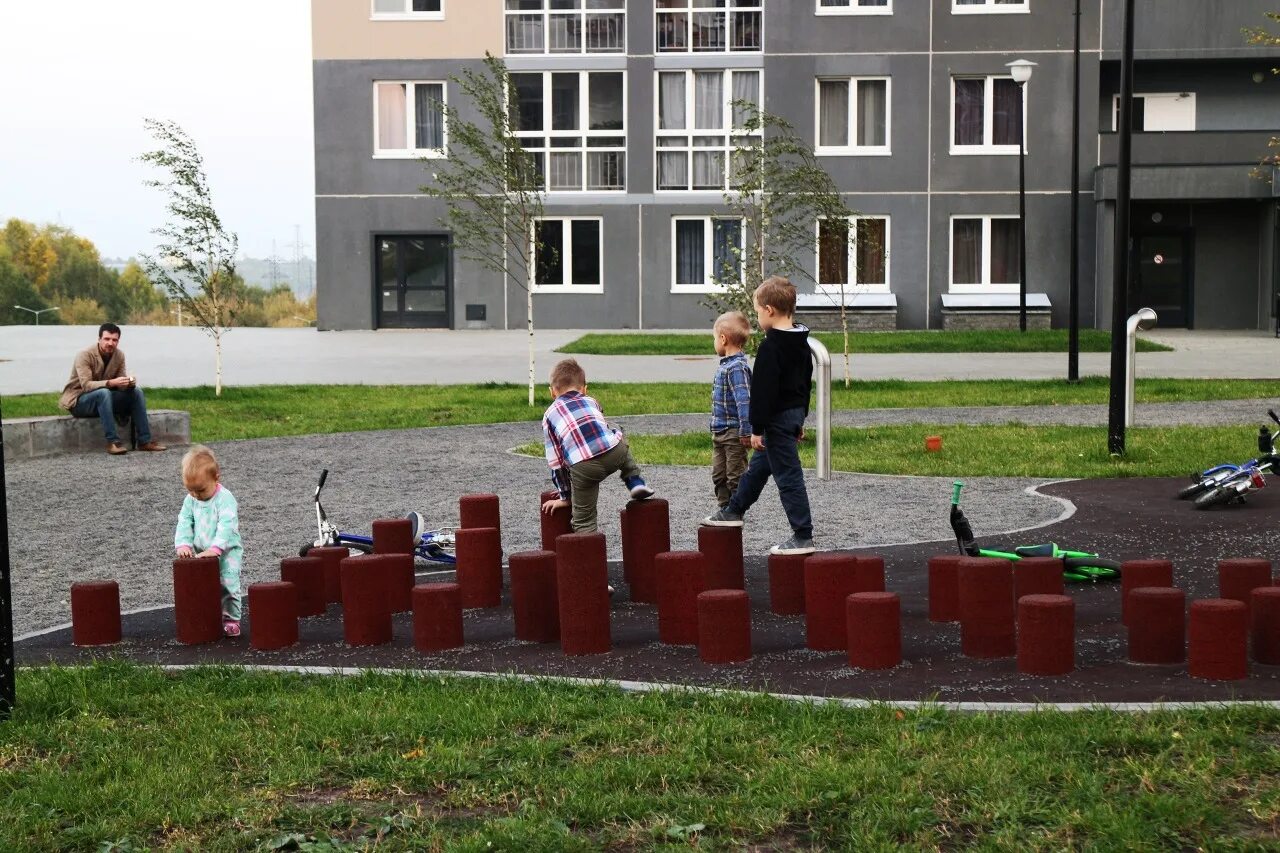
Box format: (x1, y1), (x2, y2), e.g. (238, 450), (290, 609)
(174, 485), (244, 578)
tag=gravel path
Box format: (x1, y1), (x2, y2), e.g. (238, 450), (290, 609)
(6, 418), (1070, 635)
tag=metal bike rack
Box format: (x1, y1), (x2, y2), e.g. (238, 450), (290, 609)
(808, 337), (832, 480)
(1124, 307), (1158, 428)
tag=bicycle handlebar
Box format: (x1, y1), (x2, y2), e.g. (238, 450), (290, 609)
(951, 480), (964, 506)
(1269, 409), (1280, 427)
(318, 469), (328, 490)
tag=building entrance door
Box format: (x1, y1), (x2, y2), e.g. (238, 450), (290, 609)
(1134, 232), (1192, 328)
(376, 234), (451, 329)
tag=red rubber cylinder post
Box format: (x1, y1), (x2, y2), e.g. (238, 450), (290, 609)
(308, 546), (348, 604)
(1014, 557), (1065, 602)
(804, 552), (860, 651)
(697, 589), (751, 664)
(768, 553), (806, 615)
(619, 507), (634, 584)
(622, 498), (670, 604)
(1189, 598), (1249, 680)
(1218, 559), (1273, 613)
(854, 556), (887, 593)
(846, 592), (901, 670)
(459, 493), (501, 536)
(70, 580), (121, 646)
(539, 490), (572, 552)
(656, 551), (707, 645)
(384, 553), (415, 614)
(1016, 594), (1075, 676)
(1121, 559), (1174, 626)
(455, 527), (503, 609)
(697, 525), (744, 590)
(413, 582), (464, 652)
(173, 556), (222, 645)
(1127, 587), (1186, 664)
(555, 532), (611, 655)
(340, 555), (392, 646)
(927, 556), (961, 623)
(249, 581), (298, 650)
(956, 557), (1016, 659)
(280, 556), (326, 617)
(371, 517), (415, 555)
(509, 550), (560, 643)
(1251, 587), (1280, 665)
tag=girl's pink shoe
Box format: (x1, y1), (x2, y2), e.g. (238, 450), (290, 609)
(223, 620), (241, 638)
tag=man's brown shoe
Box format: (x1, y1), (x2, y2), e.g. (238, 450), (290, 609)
(137, 441), (168, 452)
(107, 442), (128, 455)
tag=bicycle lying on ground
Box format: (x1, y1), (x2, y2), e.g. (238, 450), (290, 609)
(298, 469), (457, 564)
(948, 481), (1121, 583)
(1178, 409), (1280, 510)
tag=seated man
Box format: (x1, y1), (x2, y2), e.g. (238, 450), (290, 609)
(59, 323), (167, 455)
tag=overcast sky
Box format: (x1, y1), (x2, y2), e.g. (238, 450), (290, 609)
(0, 0), (314, 260)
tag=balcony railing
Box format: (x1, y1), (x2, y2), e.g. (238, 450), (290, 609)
(1099, 129), (1275, 166)
(656, 5), (762, 53)
(506, 10), (626, 54)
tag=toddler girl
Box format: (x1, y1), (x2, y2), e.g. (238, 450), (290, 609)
(174, 445), (244, 637)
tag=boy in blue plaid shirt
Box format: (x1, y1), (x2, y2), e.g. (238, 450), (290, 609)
(710, 312), (753, 509)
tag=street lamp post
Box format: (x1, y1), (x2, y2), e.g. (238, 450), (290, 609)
(1007, 59), (1037, 333)
(13, 305), (59, 326)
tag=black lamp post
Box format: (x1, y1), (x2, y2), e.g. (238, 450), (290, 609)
(1007, 59), (1037, 333)
(1068, 0), (1082, 381)
(1108, 0), (1137, 455)
(0, 393), (14, 719)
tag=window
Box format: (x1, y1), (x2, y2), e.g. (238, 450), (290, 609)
(672, 217), (743, 292)
(656, 0), (763, 53)
(505, 0), (625, 55)
(1111, 93), (1196, 132)
(374, 82), (446, 157)
(816, 77), (890, 154)
(817, 0), (891, 14)
(952, 76), (1023, 153)
(953, 0), (1027, 13)
(817, 216), (890, 292)
(509, 71), (625, 191)
(656, 69), (762, 191)
(532, 217), (603, 293)
(950, 216), (1021, 292)
(371, 0), (444, 20)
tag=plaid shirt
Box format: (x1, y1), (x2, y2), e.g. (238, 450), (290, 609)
(710, 352), (752, 434)
(543, 390), (621, 499)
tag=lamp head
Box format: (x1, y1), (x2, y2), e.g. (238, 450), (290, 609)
(1134, 307), (1158, 331)
(1006, 59), (1037, 85)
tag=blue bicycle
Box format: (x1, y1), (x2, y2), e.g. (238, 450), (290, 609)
(299, 469), (457, 564)
(1178, 409), (1280, 509)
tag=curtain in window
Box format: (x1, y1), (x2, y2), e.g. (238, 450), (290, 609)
(675, 220), (704, 285)
(992, 78), (1021, 146)
(658, 72), (686, 129)
(374, 0), (402, 12)
(377, 83), (407, 150)
(692, 147), (724, 189)
(856, 80), (887, 147)
(535, 220), (565, 286)
(415, 84), (444, 150)
(712, 219), (741, 284)
(731, 70), (759, 127)
(953, 79), (984, 146)
(818, 219), (849, 286)
(855, 218), (887, 286)
(818, 81), (848, 148)
(657, 142), (688, 190)
(990, 219), (1021, 284)
(694, 71), (723, 129)
(952, 219), (982, 284)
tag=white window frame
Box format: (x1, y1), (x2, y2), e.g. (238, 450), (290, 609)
(530, 216), (605, 294)
(952, 0), (1028, 14)
(372, 81), (448, 159)
(815, 216), (892, 295)
(816, 0), (893, 15)
(654, 0), (764, 54)
(510, 70), (627, 193)
(949, 75), (1026, 155)
(670, 216), (745, 294)
(504, 1), (626, 56)
(948, 215), (1021, 294)
(1111, 92), (1197, 132)
(814, 77), (892, 156)
(370, 0), (445, 21)
(654, 69), (763, 193)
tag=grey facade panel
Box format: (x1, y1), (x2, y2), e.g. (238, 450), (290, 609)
(1104, 0), (1280, 60)
(768, 0), (928, 55)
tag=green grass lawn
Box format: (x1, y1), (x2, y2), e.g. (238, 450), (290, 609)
(558, 330), (1172, 356)
(4, 378), (1274, 444)
(2, 664), (1277, 851)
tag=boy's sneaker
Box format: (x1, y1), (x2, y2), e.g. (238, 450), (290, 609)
(625, 477), (654, 500)
(223, 620), (241, 638)
(770, 535), (816, 555)
(702, 508), (744, 527)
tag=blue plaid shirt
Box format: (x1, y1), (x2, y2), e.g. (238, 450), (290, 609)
(543, 390), (622, 499)
(710, 353), (752, 434)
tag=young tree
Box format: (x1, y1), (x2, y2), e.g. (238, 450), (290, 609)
(138, 118), (239, 396)
(420, 53), (548, 406)
(1245, 13), (1280, 180)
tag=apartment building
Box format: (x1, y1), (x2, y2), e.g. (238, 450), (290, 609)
(312, 0), (1280, 331)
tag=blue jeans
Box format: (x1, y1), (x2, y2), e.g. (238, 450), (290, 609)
(727, 407), (813, 539)
(71, 387), (153, 445)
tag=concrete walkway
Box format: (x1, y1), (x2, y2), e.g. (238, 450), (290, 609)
(2, 325), (1277, 395)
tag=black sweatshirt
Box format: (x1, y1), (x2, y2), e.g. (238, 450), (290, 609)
(748, 325), (813, 436)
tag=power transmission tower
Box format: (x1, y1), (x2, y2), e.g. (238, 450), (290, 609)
(268, 240), (281, 288)
(286, 225), (310, 298)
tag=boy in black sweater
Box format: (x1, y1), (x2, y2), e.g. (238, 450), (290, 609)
(703, 276), (816, 555)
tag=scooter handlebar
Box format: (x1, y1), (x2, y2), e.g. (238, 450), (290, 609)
(318, 469), (328, 490)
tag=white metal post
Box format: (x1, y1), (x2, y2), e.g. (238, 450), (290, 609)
(1124, 307), (1158, 428)
(808, 337), (832, 480)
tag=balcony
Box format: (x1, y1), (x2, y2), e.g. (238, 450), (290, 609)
(1099, 129), (1275, 166)
(656, 3), (763, 53)
(506, 4), (625, 55)
(1095, 130), (1277, 200)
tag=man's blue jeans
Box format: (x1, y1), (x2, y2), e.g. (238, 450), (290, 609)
(727, 406), (813, 539)
(71, 387), (153, 445)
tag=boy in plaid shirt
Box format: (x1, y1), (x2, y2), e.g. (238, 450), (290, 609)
(541, 358), (654, 533)
(710, 311), (753, 509)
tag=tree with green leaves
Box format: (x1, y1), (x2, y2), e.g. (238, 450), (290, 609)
(1245, 13), (1280, 181)
(138, 119), (239, 396)
(420, 53), (548, 406)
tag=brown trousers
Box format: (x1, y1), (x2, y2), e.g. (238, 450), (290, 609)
(569, 438), (643, 533)
(711, 429), (749, 507)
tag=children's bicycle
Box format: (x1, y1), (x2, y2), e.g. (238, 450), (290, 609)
(948, 481), (1121, 583)
(1181, 410), (1280, 510)
(298, 469), (457, 564)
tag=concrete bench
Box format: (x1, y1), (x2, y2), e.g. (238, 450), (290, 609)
(2, 410), (191, 462)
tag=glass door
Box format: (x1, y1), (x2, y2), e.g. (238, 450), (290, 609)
(1134, 232), (1191, 328)
(376, 234), (451, 328)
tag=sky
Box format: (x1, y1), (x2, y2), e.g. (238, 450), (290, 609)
(0, 0), (314, 261)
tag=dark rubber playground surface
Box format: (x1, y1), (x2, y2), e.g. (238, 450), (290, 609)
(19, 478), (1280, 704)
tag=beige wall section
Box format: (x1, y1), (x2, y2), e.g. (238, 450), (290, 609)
(312, 0), (502, 60)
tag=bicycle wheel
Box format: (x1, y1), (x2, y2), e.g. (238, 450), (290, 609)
(299, 540), (373, 558)
(1177, 481), (1208, 500)
(1193, 487), (1233, 510)
(1063, 556), (1121, 582)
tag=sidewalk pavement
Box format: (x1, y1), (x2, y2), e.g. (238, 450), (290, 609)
(1, 325), (1276, 395)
